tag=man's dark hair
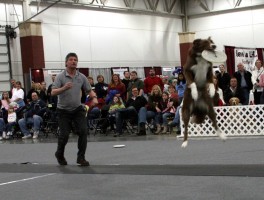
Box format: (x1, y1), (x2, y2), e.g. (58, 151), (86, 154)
(65, 52), (78, 62)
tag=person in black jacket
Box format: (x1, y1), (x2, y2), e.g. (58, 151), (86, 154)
(217, 64), (231, 92)
(233, 63), (253, 105)
(224, 77), (245, 105)
(115, 87), (147, 137)
(18, 92), (46, 139)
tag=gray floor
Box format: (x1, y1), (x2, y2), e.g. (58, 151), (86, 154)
(0, 132), (264, 200)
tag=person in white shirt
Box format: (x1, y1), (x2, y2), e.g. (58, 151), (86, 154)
(251, 59), (264, 104)
(4, 106), (17, 138)
(11, 81), (25, 107)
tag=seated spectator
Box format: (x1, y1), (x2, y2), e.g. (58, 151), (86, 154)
(47, 74), (58, 108)
(1, 91), (11, 122)
(87, 76), (95, 91)
(101, 96), (125, 133)
(224, 77), (245, 106)
(0, 118), (5, 140)
(18, 92), (46, 139)
(146, 85), (163, 134)
(115, 87), (147, 137)
(168, 85), (179, 102)
(106, 74), (126, 104)
(4, 105), (17, 139)
(160, 91), (178, 134)
(94, 75), (108, 109)
(39, 81), (48, 103)
(213, 76), (225, 106)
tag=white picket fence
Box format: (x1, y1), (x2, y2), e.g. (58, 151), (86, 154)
(179, 105), (264, 137)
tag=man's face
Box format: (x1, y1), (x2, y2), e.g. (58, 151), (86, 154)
(124, 72), (130, 79)
(149, 69), (155, 77)
(32, 93), (39, 101)
(219, 65), (225, 72)
(230, 78), (237, 87)
(255, 60), (262, 69)
(131, 88), (139, 97)
(130, 73), (137, 80)
(52, 75), (56, 82)
(237, 63), (244, 72)
(66, 56), (78, 69)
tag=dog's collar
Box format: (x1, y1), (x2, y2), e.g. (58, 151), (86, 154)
(196, 52), (202, 56)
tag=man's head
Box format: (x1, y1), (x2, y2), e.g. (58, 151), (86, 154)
(230, 77), (237, 88)
(131, 87), (139, 97)
(51, 74), (56, 82)
(255, 59), (262, 69)
(123, 71), (130, 79)
(65, 53), (78, 69)
(237, 63), (245, 72)
(149, 69), (155, 77)
(130, 71), (137, 81)
(10, 79), (16, 87)
(219, 64), (225, 73)
(31, 92), (39, 101)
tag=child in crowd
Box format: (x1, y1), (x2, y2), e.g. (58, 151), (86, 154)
(5, 106), (17, 138)
(160, 92), (176, 134)
(106, 96), (125, 131)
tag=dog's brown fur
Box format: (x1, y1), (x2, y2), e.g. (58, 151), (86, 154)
(181, 37), (225, 147)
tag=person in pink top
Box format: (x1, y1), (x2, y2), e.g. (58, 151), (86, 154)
(144, 68), (164, 95)
(1, 91), (11, 110)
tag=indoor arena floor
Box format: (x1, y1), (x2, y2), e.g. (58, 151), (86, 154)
(0, 132), (264, 200)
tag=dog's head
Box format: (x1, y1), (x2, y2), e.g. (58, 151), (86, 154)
(229, 97), (240, 106)
(190, 37), (216, 56)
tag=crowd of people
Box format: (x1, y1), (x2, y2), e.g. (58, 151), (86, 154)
(0, 59), (264, 141)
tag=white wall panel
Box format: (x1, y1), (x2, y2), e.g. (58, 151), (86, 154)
(253, 24), (264, 47)
(59, 25), (92, 64)
(42, 24), (62, 62)
(31, 6), (59, 24)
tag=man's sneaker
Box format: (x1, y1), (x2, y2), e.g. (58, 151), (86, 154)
(77, 158), (90, 166)
(33, 131), (39, 139)
(55, 152), (68, 165)
(22, 135), (32, 139)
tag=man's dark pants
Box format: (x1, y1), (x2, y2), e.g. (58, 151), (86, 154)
(56, 106), (87, 159)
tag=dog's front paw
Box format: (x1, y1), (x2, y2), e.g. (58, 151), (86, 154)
(189, 83), (198, 101)
(181, 141), (188, 148)
(208, 83), (215, 98)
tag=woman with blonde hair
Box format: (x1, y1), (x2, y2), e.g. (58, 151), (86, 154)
(146, 85), (163, 134)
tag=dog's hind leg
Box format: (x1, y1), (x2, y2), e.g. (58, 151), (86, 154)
(181, 110), (191, 148)
(208, 106), (227, 141)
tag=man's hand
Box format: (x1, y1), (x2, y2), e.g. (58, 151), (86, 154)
(64, 82), (73, 90)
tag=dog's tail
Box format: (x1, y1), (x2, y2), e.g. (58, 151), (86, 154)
(191, 98), (208, 124)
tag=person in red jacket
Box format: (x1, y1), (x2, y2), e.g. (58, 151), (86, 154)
(144, 68), (164, 95)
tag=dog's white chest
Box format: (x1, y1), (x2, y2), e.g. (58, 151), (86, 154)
(191, 57), (211, 88)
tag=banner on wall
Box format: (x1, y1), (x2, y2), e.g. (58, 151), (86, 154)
(234, 48), (258, 72)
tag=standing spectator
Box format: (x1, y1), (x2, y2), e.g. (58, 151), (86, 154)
(176, 72), (186, 104)
(11, 81), (25, 108)
(47, 74), (58, 107)
(39, 81), (48, 103)
(144, 68), (164, 95)
(217, 64), (231, 92)
(1, 91), (11, 121)
(127, 71), (144, 99)
(121, 71), (130, 92)
(9, 79), (16, 98)
(233, 63), (253, 105)
(106, 74), (126, 104)
(251, 59), (264, 104)
(87, 76), (95, 91)
(51, 52), (98, 166)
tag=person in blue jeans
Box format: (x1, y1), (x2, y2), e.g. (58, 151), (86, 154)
(115, 87), (147, 136)
(169, 100), (182, 135)
(0, 118), (6, 140)
(18, 92), (46, 139)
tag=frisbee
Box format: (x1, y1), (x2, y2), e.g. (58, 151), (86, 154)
(202, 50), (227, 63)
(113, 144), (126, 148)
